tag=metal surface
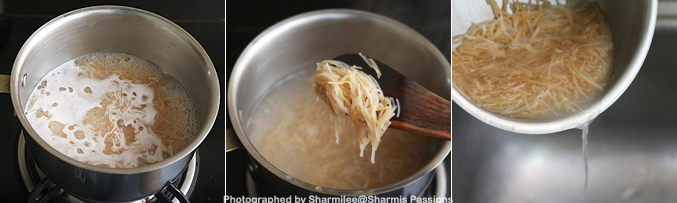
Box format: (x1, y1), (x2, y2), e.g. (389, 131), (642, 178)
(9, 6), (219, 202)
(452, 2), (677, 202)
(17, 131), (199, 203)
(245, 161), (449, 198)
(226, 128), (241, 152)
(0, 75), (8, 93)
(452, 0), (657, 134)
(247, 157), (436, 197)
(228, 9), (450, 196)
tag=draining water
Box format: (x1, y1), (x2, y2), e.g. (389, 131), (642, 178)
(578, 120), (593, 201)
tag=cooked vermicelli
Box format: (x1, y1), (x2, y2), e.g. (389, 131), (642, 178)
(452, 0), (613, 117)
(313, 57), (397, 164)
(248, 70), (433, 190)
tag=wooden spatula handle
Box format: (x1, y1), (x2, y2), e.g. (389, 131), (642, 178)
(389, 78), (451, 140)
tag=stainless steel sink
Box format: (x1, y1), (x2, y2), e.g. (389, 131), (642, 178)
(453, 1), (677, 202)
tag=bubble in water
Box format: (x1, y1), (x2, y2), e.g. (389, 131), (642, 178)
(24, 52), (198, 168)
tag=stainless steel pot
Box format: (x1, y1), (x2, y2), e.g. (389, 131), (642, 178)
(452, 0), (656, 134)
(3, 6), (220, 201)
(228, 9), (451, 196)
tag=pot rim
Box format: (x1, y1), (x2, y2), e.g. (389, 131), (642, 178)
(10, 5), (220, 174)
(227, 9), (451, 196)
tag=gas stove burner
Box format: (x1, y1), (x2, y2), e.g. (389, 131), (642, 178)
(17, 131), (199, 203)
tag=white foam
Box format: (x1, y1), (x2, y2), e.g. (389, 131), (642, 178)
(24, 53), (195, 168)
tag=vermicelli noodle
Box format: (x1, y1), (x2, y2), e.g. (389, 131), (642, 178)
(313, 58), (397, 164)
(452, 0), (613, 117)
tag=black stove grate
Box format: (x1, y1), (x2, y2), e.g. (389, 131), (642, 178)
(19, 131), (200, 203)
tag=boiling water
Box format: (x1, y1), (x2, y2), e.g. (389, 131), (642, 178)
(247, 70), (437, 190)
(24, 53), (199, 168)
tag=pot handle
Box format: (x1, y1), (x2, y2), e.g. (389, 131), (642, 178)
(226, 128), (242, 152)
(0, 74), (9, 93)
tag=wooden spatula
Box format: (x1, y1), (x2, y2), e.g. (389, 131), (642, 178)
(333, 53), (450, 140)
